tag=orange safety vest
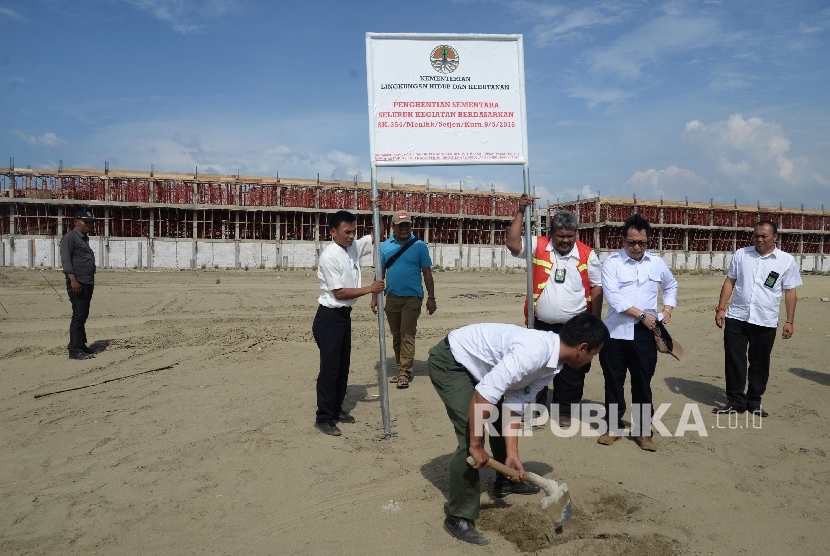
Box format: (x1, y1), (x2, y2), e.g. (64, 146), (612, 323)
(524, 237), (594, 324)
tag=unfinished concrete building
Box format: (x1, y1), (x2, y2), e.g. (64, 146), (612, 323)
(3, 163), (828, 272)
(545, 196), (829, 272)
(0, 164), (528, 270)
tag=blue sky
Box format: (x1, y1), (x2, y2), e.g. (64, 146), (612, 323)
(1, 0), (828, 207)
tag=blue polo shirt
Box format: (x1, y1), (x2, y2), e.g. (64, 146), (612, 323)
(380, 234), (432, 298)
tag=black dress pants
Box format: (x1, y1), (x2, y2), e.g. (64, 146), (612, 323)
(599, 323), (657, 436)
(723, 317), (777, 410)
(66, 279), (94, 352)
(533, 319), (591, 418)
(312, 305), (352, 423)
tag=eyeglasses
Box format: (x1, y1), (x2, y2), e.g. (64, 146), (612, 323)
(625, 240), (648, 248)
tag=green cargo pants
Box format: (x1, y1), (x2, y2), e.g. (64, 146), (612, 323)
(428, 337), (506, 521)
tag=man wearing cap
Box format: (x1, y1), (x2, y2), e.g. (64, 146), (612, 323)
(371, 211), (436, 389)
(60, 210), (97, 360)
(712, 220), (802, 417)
(429, 313), (609, 545)
(506, 194), (603, 427)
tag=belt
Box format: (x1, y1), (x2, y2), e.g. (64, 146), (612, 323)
(321, 304), (352, 313)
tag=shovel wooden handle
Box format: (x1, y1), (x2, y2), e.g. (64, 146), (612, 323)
(466, 456), (521, 479)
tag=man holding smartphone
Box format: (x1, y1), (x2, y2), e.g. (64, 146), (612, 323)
(713, 220), (802, 417)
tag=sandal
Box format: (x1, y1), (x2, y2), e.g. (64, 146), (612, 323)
(396, 375), (410, 389)
(390, 375), (399, 383)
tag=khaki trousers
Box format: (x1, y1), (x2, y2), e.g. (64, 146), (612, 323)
(384, 294), (422, 378)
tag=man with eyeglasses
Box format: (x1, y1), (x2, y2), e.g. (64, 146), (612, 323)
(712, 220), (801, 418)
(598, 214), (678, 451)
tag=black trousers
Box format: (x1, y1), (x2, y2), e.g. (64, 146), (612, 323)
(312, 305), (352, 423)
(599, 323), (657, 436)
(723, 318), (777, 410)
(66, 279), (94, 352)
(533, 319), (591, 418)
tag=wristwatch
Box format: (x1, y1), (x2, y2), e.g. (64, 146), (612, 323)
(639, 312), (646, 321)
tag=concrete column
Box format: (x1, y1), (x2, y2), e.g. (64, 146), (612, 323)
(489, 220), (495, 245)
(104, 207), (110, 268)
(457, 218), (463, 265)
(50, 238), (55, 267)
(27, 238), (33, 268)
(104, 178), (109, 201)
(57, 206), (64, 237)
(149, 209), (155, 239)
(8, 171), (14, 198)
(150, 179), (155, 202)
(235, 211), (240, 240)
(424, 217), (430, 244)
(138, 241), (143, 269)
(9, 204), (15, 235)
(192, 210), (198, 269)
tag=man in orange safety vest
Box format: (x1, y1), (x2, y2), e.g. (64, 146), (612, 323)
(506, 194), (603, 427)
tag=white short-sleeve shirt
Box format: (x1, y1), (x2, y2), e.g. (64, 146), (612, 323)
(515, 237), (602, 324)
(447, 323), (562, 414)
(726, 246), (802, 328)
(317, 235), (373, 308)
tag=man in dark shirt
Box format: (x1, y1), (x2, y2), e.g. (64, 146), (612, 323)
(60, 210), (97, 360)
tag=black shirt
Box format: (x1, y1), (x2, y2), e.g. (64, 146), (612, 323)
(60, 228), (96, 285)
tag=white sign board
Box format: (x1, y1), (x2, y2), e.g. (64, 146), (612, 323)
(366, 34), (527, 166)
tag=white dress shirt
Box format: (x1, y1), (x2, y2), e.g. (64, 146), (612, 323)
(602, 250), (678, 340)
(726, 246), (802, 328)
(317, 235), (373, 308)
(447, 323), (562, 413)
(516, 237), (602, 323)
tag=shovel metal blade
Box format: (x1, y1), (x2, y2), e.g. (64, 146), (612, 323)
(542, 488), (573, 530)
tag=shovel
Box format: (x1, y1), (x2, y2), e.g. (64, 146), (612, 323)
(467, 455), (573, 533)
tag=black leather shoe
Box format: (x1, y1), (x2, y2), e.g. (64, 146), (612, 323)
(712, 405), (746, 414)
(492, 478), (541, 499)
(749, 407), (769, 418)
(79, 346), (96, 355)
(68, 351), (94, 360)
(314, 420), (342, 436)
(443, 516), (488, 545)
(336, 411), (355, 424)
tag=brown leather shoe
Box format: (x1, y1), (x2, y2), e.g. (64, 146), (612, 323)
(558, 415), (572, 427)
(597, 432), (620, 445)
(633, 436), (657, 451)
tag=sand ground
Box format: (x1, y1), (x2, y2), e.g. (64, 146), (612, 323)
(1, 267), (829, 555)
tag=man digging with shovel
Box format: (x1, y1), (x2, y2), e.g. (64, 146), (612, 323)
(428, 313), (609, 545)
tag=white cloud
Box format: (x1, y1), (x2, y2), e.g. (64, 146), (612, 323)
(623, 166), (711, 200)
(682, 114), (829, 203)
(512, 1), (633, 46)
(586, 6), (723, 80)
(14, 131), (65, 148)
(685, 114), (802, 183)
(540, 184), (596, 204)
(121, 0), (238, 34)
(568, 86), (634, 108)
(0, 5), (24, 20)
(327, 150), (362, 181)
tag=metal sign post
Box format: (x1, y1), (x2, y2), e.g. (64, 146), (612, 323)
(366, 33), (533, 439)
(370, 164), (392, 438)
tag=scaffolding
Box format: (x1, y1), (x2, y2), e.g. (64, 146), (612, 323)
(0, 166), (527, 247)
(546, 197), (828, 257)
